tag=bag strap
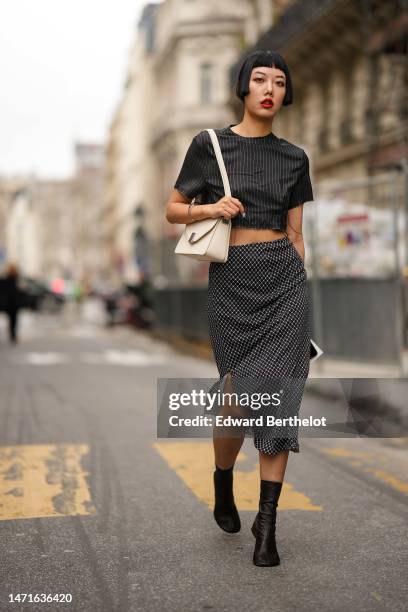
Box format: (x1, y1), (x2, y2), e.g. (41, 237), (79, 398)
(205, 129), (231, 197)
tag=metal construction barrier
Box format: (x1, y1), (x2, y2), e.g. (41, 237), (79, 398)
(307, 171), (407, 372)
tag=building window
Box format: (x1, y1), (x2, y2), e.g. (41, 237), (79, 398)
(200, 63), (213, 104)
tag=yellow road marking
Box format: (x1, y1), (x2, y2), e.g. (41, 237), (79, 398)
(0, 444), (95, 521)
(369, 469), (408, 494)
(322, 448), (372, 459)
(153, 442), (322, 511)
(321, 447), (408, 495)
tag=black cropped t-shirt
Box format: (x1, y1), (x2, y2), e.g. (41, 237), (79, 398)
(173, 124), (314, 230)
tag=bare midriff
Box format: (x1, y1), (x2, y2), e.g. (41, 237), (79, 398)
(229, 227), (286, 246)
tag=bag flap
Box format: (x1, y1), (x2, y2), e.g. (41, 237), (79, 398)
(184, 218), (220, 244)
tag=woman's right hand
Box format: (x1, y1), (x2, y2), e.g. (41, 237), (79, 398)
(206, 196), (246, 220)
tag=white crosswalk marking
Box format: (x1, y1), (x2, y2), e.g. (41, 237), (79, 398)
(103, 349), (167, 366)
(25, 352), (69, 365)
(13, 350), (168, 367)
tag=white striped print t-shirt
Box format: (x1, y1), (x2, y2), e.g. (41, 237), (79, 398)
(173, 124), (314, 231)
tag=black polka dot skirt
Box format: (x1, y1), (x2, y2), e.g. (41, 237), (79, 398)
(205, 235), (312, 456)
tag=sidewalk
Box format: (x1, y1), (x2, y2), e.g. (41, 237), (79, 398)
(309, 352), (407, 378)
(308, 351), (408, 425)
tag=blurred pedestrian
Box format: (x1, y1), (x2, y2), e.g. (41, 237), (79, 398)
(3, 262), (22, 344)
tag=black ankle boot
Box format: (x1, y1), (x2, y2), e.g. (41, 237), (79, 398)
(252, 480), (283, 566)
(213, 464), (241, 533)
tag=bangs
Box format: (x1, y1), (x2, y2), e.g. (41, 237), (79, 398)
(251, 50), (286, 71)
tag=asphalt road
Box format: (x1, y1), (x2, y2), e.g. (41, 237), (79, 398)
(0, 306), (407, 612)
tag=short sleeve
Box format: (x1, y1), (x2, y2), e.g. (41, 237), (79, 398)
(288, 151), (314, 210)
(174, 135), (207, 200)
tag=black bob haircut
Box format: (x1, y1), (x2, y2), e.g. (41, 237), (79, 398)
(235, 49), (293, 106)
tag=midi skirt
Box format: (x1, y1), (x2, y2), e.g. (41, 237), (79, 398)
(205, 235), (312, 456)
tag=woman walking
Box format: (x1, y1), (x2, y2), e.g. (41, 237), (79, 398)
(166, 50), (314, 567)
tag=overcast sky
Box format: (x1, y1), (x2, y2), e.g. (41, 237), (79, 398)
(0, 0), (156, 179)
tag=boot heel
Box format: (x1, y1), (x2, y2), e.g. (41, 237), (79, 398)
(252, 480), (283, 567)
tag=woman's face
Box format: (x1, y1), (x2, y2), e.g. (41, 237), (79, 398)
(245, 65), (286, 119)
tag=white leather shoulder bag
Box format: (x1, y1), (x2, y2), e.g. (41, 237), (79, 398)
(174, 128), (231, 263)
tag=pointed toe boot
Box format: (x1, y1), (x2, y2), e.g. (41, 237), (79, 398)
(213, 466), (241, 533)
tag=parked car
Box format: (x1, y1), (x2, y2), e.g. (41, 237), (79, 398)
(99, 280), (155, 329)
